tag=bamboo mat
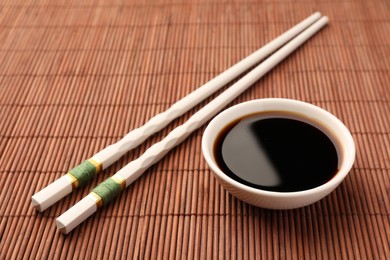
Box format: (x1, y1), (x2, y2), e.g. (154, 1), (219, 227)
(0, 0), (389, 259)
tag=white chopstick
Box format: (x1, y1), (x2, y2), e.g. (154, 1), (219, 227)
(31, 12), (322, 212)
(56, 16), (329, 234)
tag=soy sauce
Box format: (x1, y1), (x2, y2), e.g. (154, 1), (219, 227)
(213, 112), (339, 192)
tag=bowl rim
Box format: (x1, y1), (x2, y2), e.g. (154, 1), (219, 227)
(201, 98), (356, 197)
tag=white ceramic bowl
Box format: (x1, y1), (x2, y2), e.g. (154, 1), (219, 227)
(202, 98), (355, 209)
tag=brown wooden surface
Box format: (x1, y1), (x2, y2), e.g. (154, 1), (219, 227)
(0, 0), (389, 259)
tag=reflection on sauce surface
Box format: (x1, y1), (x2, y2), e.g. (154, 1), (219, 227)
(213, 114), (338, 192)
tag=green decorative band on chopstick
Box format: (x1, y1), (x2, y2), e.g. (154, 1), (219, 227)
(67, 158), (102, 189)
(92, 177), (123, 206)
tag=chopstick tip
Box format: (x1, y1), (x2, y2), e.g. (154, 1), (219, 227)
(313, 11), (321, 17)
(56, 218), (69, 234)
(320, 16), (330, 24)
(31, 196), (43, 212)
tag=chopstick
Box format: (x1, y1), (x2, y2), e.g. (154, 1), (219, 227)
(56, 16), (329, 234)
(31, 12), (322, 212)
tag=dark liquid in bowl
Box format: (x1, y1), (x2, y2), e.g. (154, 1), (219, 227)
(213, 112), (339, 192)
